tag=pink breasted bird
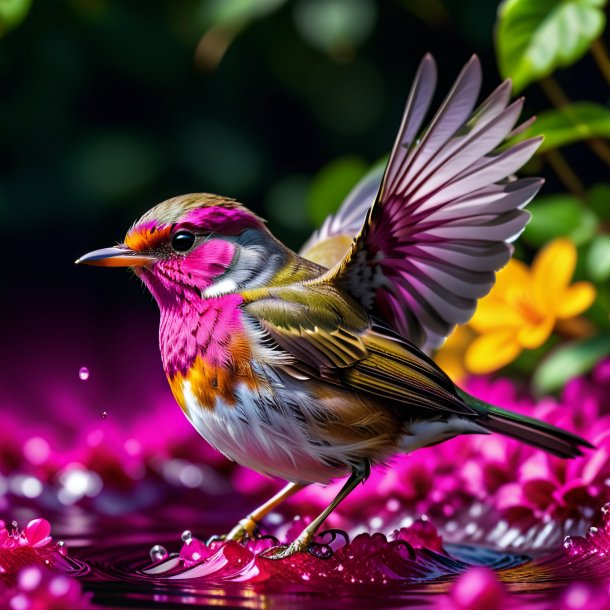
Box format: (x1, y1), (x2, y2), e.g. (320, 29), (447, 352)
(77, 56), (592, 559)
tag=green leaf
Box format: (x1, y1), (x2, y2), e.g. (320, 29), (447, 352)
(515, 103), (610, 152)
(587, 183), (610, 220)
(0, 0), (33, 35)
(293, 0), (377, 56)
(533, 334), (610, 393)
(523, 194), (598, 246)
(198, 0), (287, 28)
(308, 156), (368, 226)
(587, 234), (610, 282)
(495, 0), (607, 92)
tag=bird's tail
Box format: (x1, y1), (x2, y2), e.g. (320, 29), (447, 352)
(457, 389), (594, 459)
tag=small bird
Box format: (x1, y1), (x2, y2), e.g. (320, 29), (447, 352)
(77, 55), (592, 559)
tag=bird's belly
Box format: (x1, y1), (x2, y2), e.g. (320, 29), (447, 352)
(178, 367), (403, 485)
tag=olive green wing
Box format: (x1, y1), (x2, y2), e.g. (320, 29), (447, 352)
(242, 285), (475, 417)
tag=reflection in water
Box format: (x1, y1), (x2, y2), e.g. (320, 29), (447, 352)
(2, 328), (610, 607)
(3, 495), (610, 608)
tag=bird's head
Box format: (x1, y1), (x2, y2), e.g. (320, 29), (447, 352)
(77, 193), (287, 309)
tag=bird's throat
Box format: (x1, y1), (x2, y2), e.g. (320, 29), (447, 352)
(159, 293), (257, 410)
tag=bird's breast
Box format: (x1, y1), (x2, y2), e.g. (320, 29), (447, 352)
(159, 293), (258, 410)
(168, 352), (259, 414)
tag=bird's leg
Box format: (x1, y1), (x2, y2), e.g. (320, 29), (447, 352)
(263, 460), (371, 560)
(224, 481), (307, 543)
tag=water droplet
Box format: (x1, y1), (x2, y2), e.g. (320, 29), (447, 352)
(100, 410), (108, 420)
(149, 544), (169, 562)
(79, 367), (89, 381)
(55, 541), (68, 557)
(181, 530), (193, 543)
(564, 535), (589, 557)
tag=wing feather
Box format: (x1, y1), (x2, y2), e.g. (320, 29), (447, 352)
(299, 167), (383, 268)
(309, 55), (543, 351)
(242, 288), (474, 417)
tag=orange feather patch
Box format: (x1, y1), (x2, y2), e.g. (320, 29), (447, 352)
(125, 224), (171, 252)
(168, 343), (260, 413)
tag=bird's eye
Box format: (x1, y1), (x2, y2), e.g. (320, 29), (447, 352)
(171, 230), (196, 252)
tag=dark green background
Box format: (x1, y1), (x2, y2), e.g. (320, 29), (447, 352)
(0, 0), (606, 324)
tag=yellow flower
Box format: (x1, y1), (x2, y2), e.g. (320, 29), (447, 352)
(465, 238), (596, 375)
(434, 325), (475, 384)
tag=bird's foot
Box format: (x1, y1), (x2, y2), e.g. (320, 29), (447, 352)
(261, 534), (312, 560)
(224, 517), (258, 543)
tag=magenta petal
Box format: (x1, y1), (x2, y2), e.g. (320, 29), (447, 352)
(552, 480), (591, 510)
(393, 518), (445, 554)
(25, 519), (52, 548)
(495, 482), (527, 511)
(449, 567), (507, 609)
(179, 538), (213, 567)
(521, 479), (555, 509)
(581, 444), (610, 484)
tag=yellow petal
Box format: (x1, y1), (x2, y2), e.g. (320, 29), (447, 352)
(555, 282), (596, 319)
(465, 330), (522, 374)
(494, 259), (532, 295)
(532, 238), (576, 310)
(469, 295), (525, 332)
(434, 326), (474, 383)
(517, 316), (555, 349)
(435, 352), (467, 384)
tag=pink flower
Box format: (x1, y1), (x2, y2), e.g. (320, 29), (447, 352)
(437, 567), (508, 610)
(1, 519), (52, 553)
(557, 581), (610, 610)
(4, 565), (96, 610)
(0, 518), (66, 583)
(393, 518), (446, 554)
(563, 502), (610, 558)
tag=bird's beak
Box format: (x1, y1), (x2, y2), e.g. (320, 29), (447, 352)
(75, 245), (156, 268)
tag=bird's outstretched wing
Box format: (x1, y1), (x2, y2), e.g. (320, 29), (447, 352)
(310, 54), (543, 351)
(243, 285), (474, 416)
(299, 166), (383, 268)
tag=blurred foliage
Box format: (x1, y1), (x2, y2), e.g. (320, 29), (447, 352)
(514, 102), (610, 152)
(308, 156), (368, 225)
(587, 235), (610, 282)
(523, 194), (599, 247)
(0, 0), (32, 35)
(533, 334), (610, 393)
(0, 0), (608, 394)
(199, 0), (287, 27)
(293, 0), (377, 59)
(496, 0), (607, 92)
(433, 0), (610, 390)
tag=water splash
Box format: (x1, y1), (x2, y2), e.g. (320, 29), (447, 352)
(0, 518), (88, 584)
(138, 520), (528, 585)
(564, 502), (610, 559)
(149, 545), (168, 563)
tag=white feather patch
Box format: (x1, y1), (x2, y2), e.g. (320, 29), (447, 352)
(242, 316), (293, 366)
(202, 277), (238, 298)
(401, 416), (486, 452)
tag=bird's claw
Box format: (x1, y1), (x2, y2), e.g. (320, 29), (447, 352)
(224, 517), (258, 543)
(205, 533), (226, 545)
(261, 535), (312, 560)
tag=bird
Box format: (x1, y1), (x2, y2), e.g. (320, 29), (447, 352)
(77, 55), (592, 559)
